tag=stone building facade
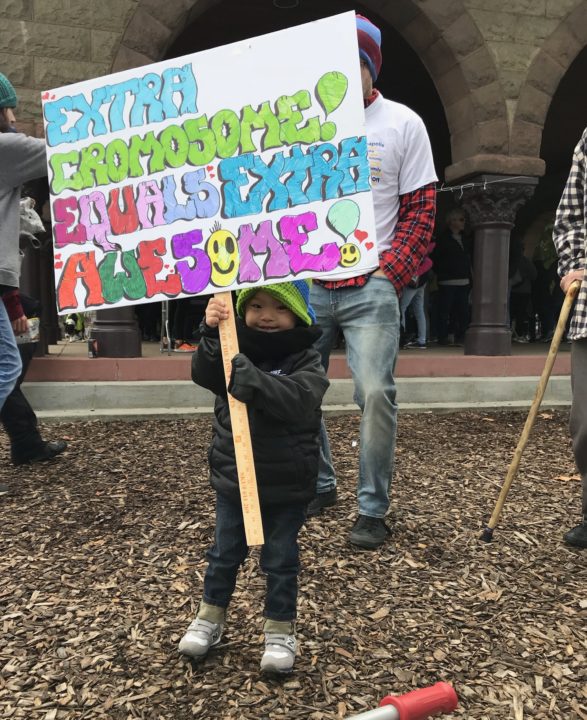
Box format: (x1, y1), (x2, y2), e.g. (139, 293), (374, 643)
(2, 0), (586, 355)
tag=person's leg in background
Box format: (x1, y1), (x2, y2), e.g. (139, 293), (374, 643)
(140, 301), (160, 342)
(510, 292), (531, 341)
(0, 301), (22, 494)
(399, 286), (417, 347)
(565, 339), (587, 548)
(0, 300), (21, 412)
(173, 298), (197, 351)
(166, 300), (177, 348)
(427, 285), (439, 342)
(437, 284), (454, 345)
(534, 266), (553, 340)
(453, 285), (471, 344)
(306, 283), (339, 515)
(403, 285), (427, 348)
(1, 339), (67, 465)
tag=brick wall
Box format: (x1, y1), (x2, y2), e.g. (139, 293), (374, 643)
(0, 0), (585, 173)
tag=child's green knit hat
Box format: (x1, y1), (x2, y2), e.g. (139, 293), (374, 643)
(0, 73), (17, 109)
(236, 280), (316, 326)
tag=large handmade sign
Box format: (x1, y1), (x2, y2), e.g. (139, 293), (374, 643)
(42, 11), (377, 314)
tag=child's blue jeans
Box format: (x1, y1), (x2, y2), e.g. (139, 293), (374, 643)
(203, 493), (306, 622)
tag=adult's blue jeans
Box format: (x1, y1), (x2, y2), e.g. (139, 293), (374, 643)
(203, 493), (306, 622)
(400, 284), (427, 344)
(0, 301), (22, 412)
(310, 277), (400, 518)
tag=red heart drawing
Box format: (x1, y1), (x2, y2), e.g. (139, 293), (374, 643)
(365, 242), (374, 251)
(354, 229), (368, 242)
(51, 94), (55, 100)
(42, 91), (50, 101)
(54, 253), (61, 260)
(209, 173), (216, 179)
(207, 165), (214, 171)
(54, 261), (63, 269)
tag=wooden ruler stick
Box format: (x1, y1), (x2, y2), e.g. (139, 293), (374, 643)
(215, 291), (264, 546)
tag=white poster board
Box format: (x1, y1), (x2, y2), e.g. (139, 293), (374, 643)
(42, 11), (378, 315)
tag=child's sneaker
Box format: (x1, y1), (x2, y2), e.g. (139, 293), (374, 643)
(260, 632), (297, 674)
(178, 618), (223, 661)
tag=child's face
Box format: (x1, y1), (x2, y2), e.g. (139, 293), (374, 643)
(244, 290), (297, 332)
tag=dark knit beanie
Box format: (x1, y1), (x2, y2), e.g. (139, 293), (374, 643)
(356, 14), (382, 82)
(236, 280), (316, 326)
(0, 73), (17, 109)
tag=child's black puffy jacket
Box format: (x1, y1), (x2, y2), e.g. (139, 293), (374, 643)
(192, 320), (329, 506)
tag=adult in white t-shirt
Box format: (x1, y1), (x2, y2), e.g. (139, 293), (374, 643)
(309, 14), (437, 550)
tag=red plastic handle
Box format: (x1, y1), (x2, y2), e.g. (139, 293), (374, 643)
(379, 682), (458, 720)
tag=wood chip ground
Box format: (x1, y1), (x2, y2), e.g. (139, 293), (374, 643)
(1, 411), (585, 719)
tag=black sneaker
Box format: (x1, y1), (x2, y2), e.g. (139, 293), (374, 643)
(12, 440), (67, 466)
(306, 488), (337, 517)
(563, 522), (587, 548)
(349, 515), (391, 549)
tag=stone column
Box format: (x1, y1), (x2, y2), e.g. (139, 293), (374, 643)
(462, 176), (536, 356)
(90, 308), (142, 358)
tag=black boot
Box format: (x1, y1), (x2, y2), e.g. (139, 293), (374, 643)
(12, 440), (68, 466)
(563, 519), (587, 549)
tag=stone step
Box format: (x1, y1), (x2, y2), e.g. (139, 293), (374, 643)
(24, 375), (572, 421)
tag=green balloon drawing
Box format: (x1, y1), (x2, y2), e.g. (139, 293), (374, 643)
(316, 71), (348, 116)
(315, 71), (348, 141)
(327, 199), (360, 240)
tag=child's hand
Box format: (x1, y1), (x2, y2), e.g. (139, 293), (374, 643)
(205, 298), (230, 328)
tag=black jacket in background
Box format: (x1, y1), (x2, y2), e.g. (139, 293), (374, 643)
(192, 319), (329, 507)
(431, 230), (472, 282)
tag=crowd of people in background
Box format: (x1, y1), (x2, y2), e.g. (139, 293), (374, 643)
(399, 207), (568, 350)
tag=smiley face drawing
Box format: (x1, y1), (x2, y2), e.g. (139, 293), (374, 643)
(339, 242), (361, 268)
(206, 225), (239, 286)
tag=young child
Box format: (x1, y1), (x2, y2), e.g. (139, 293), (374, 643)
(179, 279), (329, 673)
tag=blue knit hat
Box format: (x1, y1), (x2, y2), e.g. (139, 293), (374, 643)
(0, 73), (17, 109)
(356, 14), (382, 82)
(236, 280), (316, 326)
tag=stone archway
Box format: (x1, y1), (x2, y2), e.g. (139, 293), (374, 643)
(374, 2), (508, 177)
(112, 0), (507, 175)
(511, 0), (587, 160)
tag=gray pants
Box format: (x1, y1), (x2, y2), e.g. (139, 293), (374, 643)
(570, 339), (587, 518)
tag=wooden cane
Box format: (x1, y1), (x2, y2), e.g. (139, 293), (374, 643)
(480, 279), (581, 542)
(216, 292), (264, 546)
